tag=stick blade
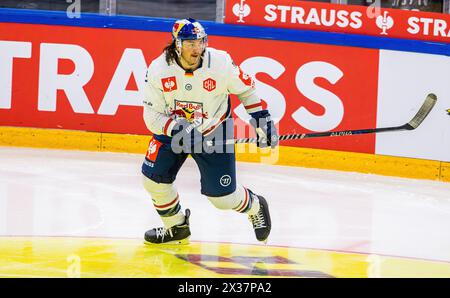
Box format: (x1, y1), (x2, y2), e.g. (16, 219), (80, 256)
(407, 93), (437, 129)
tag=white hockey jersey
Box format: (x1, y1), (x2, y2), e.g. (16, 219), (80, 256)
(142, 47), (262, 137)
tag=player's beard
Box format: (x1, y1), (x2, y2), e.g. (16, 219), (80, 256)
(181, 53), (201, 69)
(187, 53), (200, 66)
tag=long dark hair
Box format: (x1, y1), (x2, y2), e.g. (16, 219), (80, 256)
(164, 40), (178, 65)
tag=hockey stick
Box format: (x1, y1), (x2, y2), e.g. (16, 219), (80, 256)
(208, 93), (437, 146)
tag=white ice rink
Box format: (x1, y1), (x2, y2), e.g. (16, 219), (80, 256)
(1, 146), (449, 263)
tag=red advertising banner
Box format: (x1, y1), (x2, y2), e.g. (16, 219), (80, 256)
(225, 0), (450, 43)
(0, 23), (159, 135)
(0, 22), (379, 153)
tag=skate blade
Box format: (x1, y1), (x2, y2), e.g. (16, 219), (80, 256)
(143, 237), (190, 246)
(258, 238), (268, 245)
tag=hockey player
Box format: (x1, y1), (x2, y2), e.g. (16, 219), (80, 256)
(141, 18), (278, 245)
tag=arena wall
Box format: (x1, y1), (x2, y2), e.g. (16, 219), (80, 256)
(0, 8), (449, 181)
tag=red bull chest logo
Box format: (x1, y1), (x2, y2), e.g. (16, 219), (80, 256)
(171, 100), (208, 122)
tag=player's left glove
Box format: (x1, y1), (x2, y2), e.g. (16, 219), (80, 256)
(249, 110), (279, 149)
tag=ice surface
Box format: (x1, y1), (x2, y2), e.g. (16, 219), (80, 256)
(0, 147), (449, 262)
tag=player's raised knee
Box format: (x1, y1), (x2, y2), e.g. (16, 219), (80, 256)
(207, 191), (241, 210)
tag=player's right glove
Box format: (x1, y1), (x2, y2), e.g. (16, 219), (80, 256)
(170, 118), (203, 153)
(249, 110), (279, 149)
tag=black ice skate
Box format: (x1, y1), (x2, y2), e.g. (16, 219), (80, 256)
(144, 209), (191, 245)
(248, 195), (271, 244)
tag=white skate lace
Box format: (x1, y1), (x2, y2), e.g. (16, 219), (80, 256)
(155, 227), (174, 241)
(249, 208), (266, 229)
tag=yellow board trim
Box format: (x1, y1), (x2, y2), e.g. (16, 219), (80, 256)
(0, 126), (448, 182)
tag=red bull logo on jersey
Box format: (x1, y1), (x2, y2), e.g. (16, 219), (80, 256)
(171, 100), (208, 122)
(161, 76), (178, 92)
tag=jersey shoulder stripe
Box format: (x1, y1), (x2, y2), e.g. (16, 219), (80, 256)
(205, 47), (232, 71)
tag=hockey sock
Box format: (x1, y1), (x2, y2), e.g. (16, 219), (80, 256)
(233, 186), (260, 215)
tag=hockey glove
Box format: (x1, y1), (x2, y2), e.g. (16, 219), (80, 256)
(170, 118), (203, 153)
(249, 110), (279, 149)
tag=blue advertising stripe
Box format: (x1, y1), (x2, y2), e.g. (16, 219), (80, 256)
(0, 8), (449, 56)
